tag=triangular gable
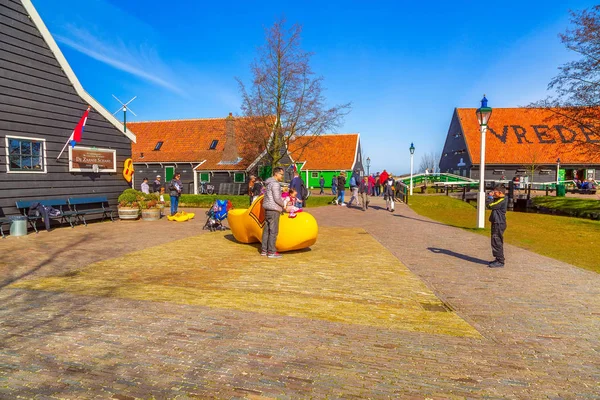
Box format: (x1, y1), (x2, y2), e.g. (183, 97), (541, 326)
(457, 108), (600, 165)
(21, 0), (135, 143)
(288, 133), (360, 170)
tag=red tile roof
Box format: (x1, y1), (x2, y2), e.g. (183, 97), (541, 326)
(288, 134), (359, 170)
(128, 116), (272, 170)
(457, 108), (600, 165)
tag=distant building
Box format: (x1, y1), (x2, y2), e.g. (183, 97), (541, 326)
(128, 114), (270, 195)
(439, 108), (600, 183)
(0, 0), (135, 218)
(287, 133), (364, 188)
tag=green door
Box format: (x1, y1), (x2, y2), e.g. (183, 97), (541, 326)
(165, 166), (174, 182)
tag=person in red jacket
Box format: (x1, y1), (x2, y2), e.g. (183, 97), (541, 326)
(368, 174), (376, 196)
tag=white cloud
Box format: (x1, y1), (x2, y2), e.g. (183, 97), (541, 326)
(54, 26), (187, 97)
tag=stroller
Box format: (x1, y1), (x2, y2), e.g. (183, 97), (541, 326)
(203, 199), (233, 231)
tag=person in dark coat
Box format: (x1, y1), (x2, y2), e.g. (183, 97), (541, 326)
(486, 186), (507, 268)
(336, 172), (347, 205)
(319, 175), (325, 195)
(168, 172), (183, 215)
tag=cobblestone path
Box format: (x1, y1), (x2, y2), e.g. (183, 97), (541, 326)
(0, 199), (599, 399)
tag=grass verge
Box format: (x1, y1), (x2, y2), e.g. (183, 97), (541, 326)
(171, 194), (333, 209)
(409, 195), (600, 273)
(532, 196), (600, 219)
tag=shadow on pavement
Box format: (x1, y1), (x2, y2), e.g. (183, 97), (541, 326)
(427, 247), (490, 266)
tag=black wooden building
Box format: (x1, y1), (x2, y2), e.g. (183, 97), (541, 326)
(0, 0), (136, 218)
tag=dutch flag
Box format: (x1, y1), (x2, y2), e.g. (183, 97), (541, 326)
(70, 107), (90, 148)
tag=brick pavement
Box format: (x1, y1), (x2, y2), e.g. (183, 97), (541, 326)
(1, 201), (599, 399)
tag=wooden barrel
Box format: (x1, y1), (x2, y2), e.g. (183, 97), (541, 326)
(118, 207), (139, 220)
(141, 208), (161, 221)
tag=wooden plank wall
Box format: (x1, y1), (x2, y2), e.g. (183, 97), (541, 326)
(0, 0), (132, 217)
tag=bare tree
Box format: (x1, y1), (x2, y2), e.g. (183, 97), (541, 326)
(237, 19), (351, 168)
(532, 6), (600, 150)
(418, 151), (441, 173)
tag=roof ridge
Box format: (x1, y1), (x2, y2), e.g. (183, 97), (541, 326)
(129, 117), (228, 123)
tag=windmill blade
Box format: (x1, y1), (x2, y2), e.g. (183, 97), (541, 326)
(112, 94), (125, 106)
(124, 96), (137, 106)
(113, 107), (123, 115)
(127, 107), (138, 117)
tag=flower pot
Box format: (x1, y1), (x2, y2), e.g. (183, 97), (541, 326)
(118, 207), (140, 220)
(141, 208), (161, 221)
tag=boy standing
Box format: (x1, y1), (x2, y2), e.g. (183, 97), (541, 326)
(486, 186), (507, 268)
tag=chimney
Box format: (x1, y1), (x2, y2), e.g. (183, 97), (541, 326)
(220, 112), (239, 163)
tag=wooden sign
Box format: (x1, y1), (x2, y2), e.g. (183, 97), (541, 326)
(69, 146), (117, 172)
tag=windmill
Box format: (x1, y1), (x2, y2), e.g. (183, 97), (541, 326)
(112, 95), (137, 133)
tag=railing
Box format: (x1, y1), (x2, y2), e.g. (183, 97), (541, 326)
(394, 181), (409, 204)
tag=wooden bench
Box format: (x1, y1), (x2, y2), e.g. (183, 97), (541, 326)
(68, 196), (114, 226)
(15, 199), (79, 233)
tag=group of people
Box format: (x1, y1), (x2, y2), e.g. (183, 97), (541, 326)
(330, 169), (397, 213)
(139, 173), (184, 216)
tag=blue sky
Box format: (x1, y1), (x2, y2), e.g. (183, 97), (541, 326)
(33, 0), (596, 175)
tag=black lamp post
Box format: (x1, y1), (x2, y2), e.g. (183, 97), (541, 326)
(366, 157), (371, 176)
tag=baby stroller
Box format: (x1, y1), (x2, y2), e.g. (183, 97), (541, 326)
(203, 199), (233, 231)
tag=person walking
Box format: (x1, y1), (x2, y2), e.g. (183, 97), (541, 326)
(347, 170), (361, 208)
(374, 172), (381, 196)
(319, 175), (325, 195)
(336, 172), (347, 206)
(248, 175), (256, 206)
(486, 186), (507, 268)
(261, 167), (285, 258)
(152, 175), (162, 195)
(140, 177), (150, 194)
(168, 172), (183, 215)
(359, 176), (370, 211)
(383, 174), (395, 212)
(331, 174), (338, 196)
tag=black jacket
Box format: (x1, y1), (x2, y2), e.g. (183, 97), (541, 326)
(486, 196), (507, 224)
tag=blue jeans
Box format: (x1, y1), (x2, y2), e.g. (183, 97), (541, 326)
(337, 190), (345, 204)
(332, 186), (337, 195)
(170, 195), (179, 215)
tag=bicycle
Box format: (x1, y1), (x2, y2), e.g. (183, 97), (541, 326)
(198, 181), (215, 195)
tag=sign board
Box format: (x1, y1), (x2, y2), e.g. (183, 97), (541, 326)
(69, 146), (117, 172)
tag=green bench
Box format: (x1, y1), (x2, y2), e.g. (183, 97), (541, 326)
(68, 196), (114, 226)
(15, 199), (79, 233)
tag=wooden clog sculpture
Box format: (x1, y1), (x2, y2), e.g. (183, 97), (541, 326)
(227, 196), (318, 252)
(167, 211), (195, 222)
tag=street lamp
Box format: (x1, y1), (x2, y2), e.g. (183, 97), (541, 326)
(476, 95), (492, 229)
(556, 157), (561, 185)
(366, 157), (371, 176)
(409, 142), (415, 196)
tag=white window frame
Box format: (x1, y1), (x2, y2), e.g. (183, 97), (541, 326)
(5, 135), (47, 174)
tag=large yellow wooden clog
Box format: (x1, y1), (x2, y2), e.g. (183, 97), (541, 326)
(227, 195), (318, 252)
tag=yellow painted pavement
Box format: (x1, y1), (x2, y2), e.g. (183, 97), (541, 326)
(11, 227), (480, 337)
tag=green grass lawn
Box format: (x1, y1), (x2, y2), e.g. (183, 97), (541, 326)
(409, 195), (600, 273)
(532, 196), (600, 218)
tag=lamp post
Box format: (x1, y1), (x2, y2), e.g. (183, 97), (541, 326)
(409, 142), (415, 195)
(476, 95), (492, 229)
(556, 157), (561, 185)
(366, 157), (371, 176)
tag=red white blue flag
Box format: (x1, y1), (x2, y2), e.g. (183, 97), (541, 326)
(70, 107), (90, 147)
